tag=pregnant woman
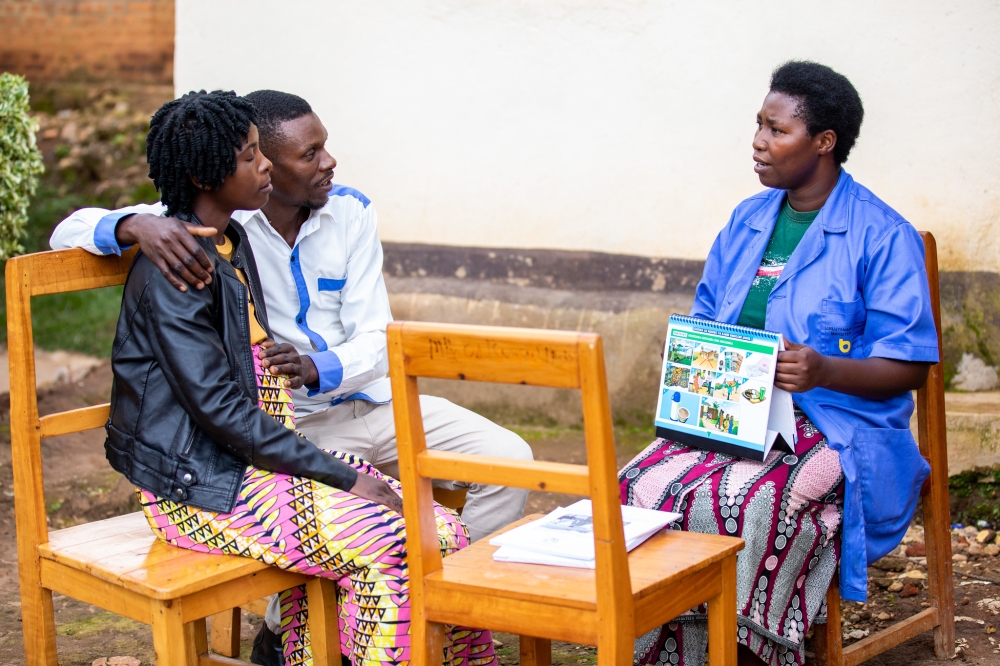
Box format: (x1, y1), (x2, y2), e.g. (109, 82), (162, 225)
(620, 62), (938, 666)
(106, 90), (496, 666)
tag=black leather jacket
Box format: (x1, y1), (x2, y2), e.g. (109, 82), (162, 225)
(105, 218), (357, 512)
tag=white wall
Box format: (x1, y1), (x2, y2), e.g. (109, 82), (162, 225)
(176, 0), (1000, 272)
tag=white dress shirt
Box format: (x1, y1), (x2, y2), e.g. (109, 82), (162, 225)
(49, 185), (393, 416)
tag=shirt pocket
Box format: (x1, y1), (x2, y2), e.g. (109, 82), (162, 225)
(820, 297), (866, 357)
(315, 275), (347, 309)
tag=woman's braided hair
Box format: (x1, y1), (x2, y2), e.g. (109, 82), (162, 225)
(146, 90), (258, 216)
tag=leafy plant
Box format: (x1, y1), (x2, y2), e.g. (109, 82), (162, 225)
(0, 73), (45, 259)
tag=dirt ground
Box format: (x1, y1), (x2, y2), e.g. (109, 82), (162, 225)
(0, 363), (997, 665)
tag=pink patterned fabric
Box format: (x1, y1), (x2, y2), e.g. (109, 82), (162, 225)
(620, 410), (844, 666)
(137, 344), (497, 666)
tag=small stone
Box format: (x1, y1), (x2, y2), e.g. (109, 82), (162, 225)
(954, 554), (970, 562)
(847, 629), (869, 640)
(970, 543), (984, 556)
(966, 526), (980, 537)
(921, 601), (931, 607)
(492, 639), (504, 648)
(979, 530), (998, 544)
(905, 543), (926, 557)
(986, 544), (1000, 557)
(849, 613), (861, 622)
(107, 659), (140, 666)
(963, 596), (972, 605)
(888, 582), (904, 592)
(873, 556), (908, 572)
(904, 569), (927, 579)
(988, 625), (998, 635)
(92, 660), (107, 666)
(901, 583), (921, 598)
(876, 578), (896, 589)
(877, 612), (892, 621)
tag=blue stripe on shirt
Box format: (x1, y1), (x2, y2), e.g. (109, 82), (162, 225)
(288, 245), (329, 352)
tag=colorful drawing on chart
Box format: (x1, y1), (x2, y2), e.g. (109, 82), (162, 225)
(712, 374), (749, 401)
(665, 365), (691, 388)
(688, 368), (719, 396)
(667, 338), (694, 366)
(698, 398), (741, 436)
(720, 349), (744, 374)
(691, 342), (720, 371)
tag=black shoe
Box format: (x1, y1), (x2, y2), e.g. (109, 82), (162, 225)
(250, 623), (285, 666)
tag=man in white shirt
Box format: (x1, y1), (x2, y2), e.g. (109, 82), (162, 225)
(51, 89), (532, 665)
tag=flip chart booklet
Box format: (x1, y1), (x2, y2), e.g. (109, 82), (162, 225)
(490, 500), (681, 569)
(655, 314), (797, 461)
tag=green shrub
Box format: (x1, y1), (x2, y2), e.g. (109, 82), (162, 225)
(0, 73), (44, 259)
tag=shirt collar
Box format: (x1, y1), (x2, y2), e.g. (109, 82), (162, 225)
(742, 168), (853, 234)
(234, 205), (334, 248)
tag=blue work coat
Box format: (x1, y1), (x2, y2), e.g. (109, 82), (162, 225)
(691, 170), (939, 601)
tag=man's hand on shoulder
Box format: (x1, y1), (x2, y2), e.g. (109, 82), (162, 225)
(117, 213), (215, 292)
(258, 340), (319, 389)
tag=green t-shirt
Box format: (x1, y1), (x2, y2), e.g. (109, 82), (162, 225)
(736, 199), (820, 330)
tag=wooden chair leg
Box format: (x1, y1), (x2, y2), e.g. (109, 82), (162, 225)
(209, 608), (242, 657)
(306, 577), (342, 666)
(410, 612), (445, 666)
(151, 599), (199, 666)
(920, 399), (956, 659)
(706, 555), (738, 666)
(20, 579), (58, 666)
(519, 636), (552, 666)
(814, 579), (842, 666)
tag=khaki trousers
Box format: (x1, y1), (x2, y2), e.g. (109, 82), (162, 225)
(296, 395), (532, 542)
(265, 395), (533, 632)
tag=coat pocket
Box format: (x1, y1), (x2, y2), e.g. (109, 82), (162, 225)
(820, 297), (865, 357)
(854, 426), (928, 529)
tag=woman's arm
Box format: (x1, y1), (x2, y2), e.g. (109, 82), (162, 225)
(776, 341), (930, 400)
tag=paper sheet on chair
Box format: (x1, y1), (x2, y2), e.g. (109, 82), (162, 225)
(489, 500), (680, 567)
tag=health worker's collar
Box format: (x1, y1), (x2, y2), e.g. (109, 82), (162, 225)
(742, 168), (852, 235)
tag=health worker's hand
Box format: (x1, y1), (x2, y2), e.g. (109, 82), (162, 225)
(258, 340), (319, 389)
(774, 341), (829, 393)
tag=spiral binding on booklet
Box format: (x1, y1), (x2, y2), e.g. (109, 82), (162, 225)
(668, 314), (782, 345)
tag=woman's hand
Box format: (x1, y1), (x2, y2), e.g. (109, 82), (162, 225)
(258, 340), (319, 389)
(349, 473), (404, 515)
(776, 340), (931, 399)
(775, 341), (829, 393)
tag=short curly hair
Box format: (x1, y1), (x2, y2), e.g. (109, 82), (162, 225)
(243, 90), (313, 156)
(146, 90), (258, 215)
(770, 61), (864, 165)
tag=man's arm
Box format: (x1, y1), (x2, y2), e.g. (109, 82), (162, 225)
(50, 203), (215, 292)
(303, 204), (392, 398)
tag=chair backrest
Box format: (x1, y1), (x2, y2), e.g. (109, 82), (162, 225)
(387, 322), (633, 627)
(914, 232), (948, 470)
(5, 247), (137, 567)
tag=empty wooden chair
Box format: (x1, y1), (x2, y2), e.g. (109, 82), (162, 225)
(7, 247), (339, 666)
(814, 231), (955, 665)
(387, 322), (745, 666)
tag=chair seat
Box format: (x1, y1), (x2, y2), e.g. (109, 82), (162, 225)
(37, 511), (284, 600)
(425, 514), (742, 642)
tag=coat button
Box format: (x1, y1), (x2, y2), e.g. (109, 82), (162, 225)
(173, 487), (185, 500)
(181, 472), (193, 484)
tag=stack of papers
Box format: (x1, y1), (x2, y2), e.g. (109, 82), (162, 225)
(490, 500), (681, 569)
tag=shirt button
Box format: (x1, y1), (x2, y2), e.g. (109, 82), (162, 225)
(297, 317), (303, 323)
(181, 473), (193, 484)
(173, 488), (185, 500)
(290, 256), (296, 262)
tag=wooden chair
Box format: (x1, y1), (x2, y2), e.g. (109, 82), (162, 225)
(387, 322), (746, 666)
(814, 231), (955, 665)
(6, 247), (340, 666)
